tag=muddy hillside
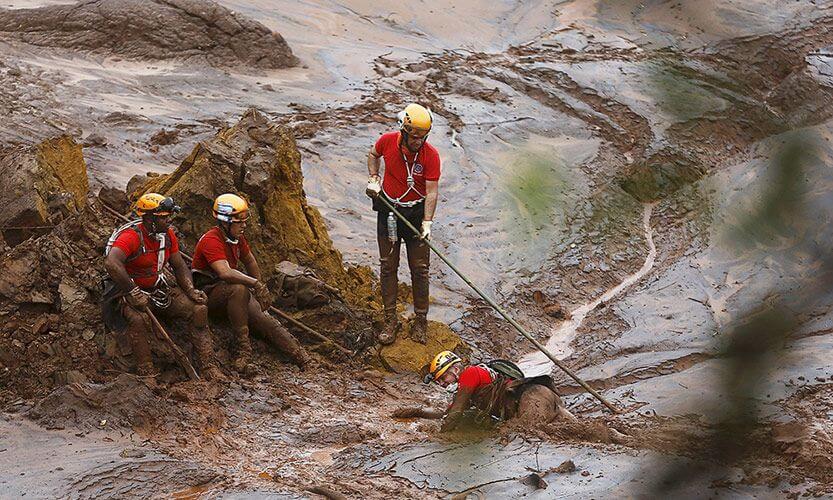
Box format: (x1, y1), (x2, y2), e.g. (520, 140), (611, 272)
(3, 0), (833, 498)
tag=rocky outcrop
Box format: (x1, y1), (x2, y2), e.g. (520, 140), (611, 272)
(0, 136), (89, 247)
(0, 0), (298, 69)
(132, 108), (351, 288)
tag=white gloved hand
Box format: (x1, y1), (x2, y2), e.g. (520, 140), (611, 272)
(365, 175), (381, 198)
(420, 220), (433, 240)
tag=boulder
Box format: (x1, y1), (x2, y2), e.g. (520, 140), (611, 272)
(0, 0), (298, 69)
(379, 320), (468, 374)
(131, 108), (351, 288)
(0, 135), (88, 246)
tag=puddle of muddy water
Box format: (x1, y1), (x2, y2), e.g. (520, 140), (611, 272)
(364, 436), (784, 498)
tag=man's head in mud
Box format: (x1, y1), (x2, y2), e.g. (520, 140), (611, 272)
(424, 350), (464, 388)
(135, 193), (179, 235)
(398, 103), (433, 153)
(213, 193), (250, 243)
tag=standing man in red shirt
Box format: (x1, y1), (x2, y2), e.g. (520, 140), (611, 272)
(102, 193), (223, 381)
(191, 194), (311, 372)
(365, 103), (441, 345)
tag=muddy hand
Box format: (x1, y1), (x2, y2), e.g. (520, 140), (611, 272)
(365, 174), (381, 198)
(391, 407), (425, 419)
(391, 407), (443, 419)
(187, 288), (207, 305)
(125, 286), (149, 309)
(253, 281), (273, 311)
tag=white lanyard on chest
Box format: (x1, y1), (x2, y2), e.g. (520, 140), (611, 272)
(154, 233), (166, 286)
(383, 145), (426, 207)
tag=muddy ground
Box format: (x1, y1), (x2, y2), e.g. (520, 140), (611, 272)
(3, 0), (833, 498)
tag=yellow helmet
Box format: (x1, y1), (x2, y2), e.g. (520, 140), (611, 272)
(424, 350), (462, 384)
(135, 193), (179, 216)
(213, 193), (249, 223)
(398, 103), (433, 135)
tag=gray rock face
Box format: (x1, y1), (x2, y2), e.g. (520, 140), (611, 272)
(0, 0), (298, 69)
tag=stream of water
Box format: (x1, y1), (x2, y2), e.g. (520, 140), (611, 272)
(519, 203), (657, 377)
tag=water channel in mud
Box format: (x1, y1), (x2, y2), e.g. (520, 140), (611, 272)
(520, 203), (657, 377)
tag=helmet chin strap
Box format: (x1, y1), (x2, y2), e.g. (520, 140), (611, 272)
(218, 221), (239, 244)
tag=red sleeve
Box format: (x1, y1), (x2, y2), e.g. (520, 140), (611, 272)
(111, 228), (140, 257)
(374, 133), (388, 156)
(239, 235), (252, 258)
(423, 147), (441, 181)
(458, 366), (491, 391)
(167, 229), (179, 253)
(200, 234), (229, 264)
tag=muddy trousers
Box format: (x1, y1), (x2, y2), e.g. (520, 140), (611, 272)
(514, 385), (577, 425)
(377, 220), (430, 319)
(121, 287), (219, 377)
(205, 282), (309, 366)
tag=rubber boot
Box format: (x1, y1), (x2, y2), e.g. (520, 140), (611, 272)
(410, 314), (428, 344)
(233, 326), (254, 372)
(378, 312), (400, 346)
(256, 316), (312, 370)
(192, 330), (225, 382)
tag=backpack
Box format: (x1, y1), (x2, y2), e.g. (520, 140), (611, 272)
(485, 359), (525, 380)
(273, 261), (332, 309)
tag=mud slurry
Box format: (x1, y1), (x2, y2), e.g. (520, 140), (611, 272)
(3, 1), (833, 498)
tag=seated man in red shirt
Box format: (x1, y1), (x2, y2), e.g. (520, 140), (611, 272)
(365, 103), (441, 345)
(102, 193), (223, 380)
(401, 351), (577, 432)
(191, 194), (311, 372)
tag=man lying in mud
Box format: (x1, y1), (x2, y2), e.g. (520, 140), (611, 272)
(191, 194), (312, 372)
(102, 193), (224, 381)
(394, 351), (578, 431)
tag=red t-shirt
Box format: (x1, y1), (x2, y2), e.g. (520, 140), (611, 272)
(111, 223), (179, 290)
(375, 131), (441, 203)
(192, 227), (252, 272)
(457, 365), (495, 391)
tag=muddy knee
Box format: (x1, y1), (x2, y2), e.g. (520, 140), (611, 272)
(229, 283), (250, 301)
(379, 254), (399, 277)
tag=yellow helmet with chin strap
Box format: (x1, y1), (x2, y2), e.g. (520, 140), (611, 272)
(398, 103), (433, 135)
(135, 193), (179, 217)
(213, 193), (249, 223)
(423, 350), (462, 384)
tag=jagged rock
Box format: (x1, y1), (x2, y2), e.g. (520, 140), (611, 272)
(544, 302), (567, 320)
(0, 135), (88, 247)
(0, 0), (298, 69)
(58, 278), (87, 311)
(148, 129), (180, 146)
(82, 133), (108, 148)
(97, 186), (129, 213)
(131, 108), (351, 288)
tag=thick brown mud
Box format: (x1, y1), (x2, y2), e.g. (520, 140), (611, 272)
(3, 0), (833, 498)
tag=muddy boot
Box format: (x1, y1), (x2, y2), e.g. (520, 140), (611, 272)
(233, 326), (254, 372)
(410, 314), (428, 344)
(378, 313), (399, 346)
(192, 330), (225, 382)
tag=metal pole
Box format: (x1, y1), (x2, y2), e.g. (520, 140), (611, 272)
(377, 195), (618, 414)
